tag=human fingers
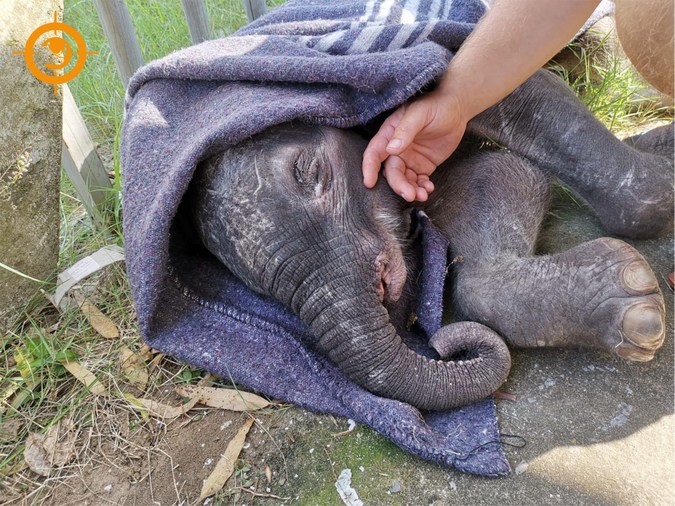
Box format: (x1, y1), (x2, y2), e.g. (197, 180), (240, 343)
(396, 148), (438, 178)
(362, 138), (388, 188)
(404, 169), (430, 202)
(385, 102), (432, 156)
(362, 111), (404, 188)
(383, 156), (417, 202)
(415, 186), (429, 202)
(417, 175), (435, 193)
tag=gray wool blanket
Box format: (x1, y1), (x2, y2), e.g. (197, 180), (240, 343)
(121, 0), (613, 476)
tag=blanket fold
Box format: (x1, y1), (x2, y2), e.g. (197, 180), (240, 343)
(122, 0), (613, 476)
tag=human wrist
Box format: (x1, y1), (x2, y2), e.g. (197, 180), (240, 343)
(434, 73), (475, 127)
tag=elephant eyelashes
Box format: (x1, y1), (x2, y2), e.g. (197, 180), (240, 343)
(293, 151), (331, 197)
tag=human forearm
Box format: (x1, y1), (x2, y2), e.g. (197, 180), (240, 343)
(440, 0), (602, 121)
(362, 0), (604, 201)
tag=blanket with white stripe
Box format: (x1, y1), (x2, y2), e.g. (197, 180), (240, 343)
(121, 0), (613, 476)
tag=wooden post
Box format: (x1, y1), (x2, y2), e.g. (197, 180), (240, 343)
(61, 85), (111, 226)
(181, 0), (211, 44)
(93, 0), (144, 89)
(243, 0), (267, 23)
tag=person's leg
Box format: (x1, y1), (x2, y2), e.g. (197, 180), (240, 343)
(616, 0), (674, 97)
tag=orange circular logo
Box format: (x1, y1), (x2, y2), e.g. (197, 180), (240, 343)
(13, 11), (97, 93)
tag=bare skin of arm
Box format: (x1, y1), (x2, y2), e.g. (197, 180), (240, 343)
(362, 0), (602, 202)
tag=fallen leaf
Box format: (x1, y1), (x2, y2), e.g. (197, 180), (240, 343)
(176, 385), (269, 412)
(0, 460), (27, 478)
(13, 348), (36, 379)
(62, 361), (108, 397)
(148, 352), (165, 372)
(0, 418), (21, 442)
(200, 417), (254, 499)
(124, 393), (199, 420)
(72, 292), (119, 339)
(138, 344), (155, 361)
(124, 393), (150, 421)
(23, 419), (76, 476)
(0, 382), (20, 413)
(119, 345), (149, 390)
(10, 378), (40, 411)
(265, 465), (272, 484)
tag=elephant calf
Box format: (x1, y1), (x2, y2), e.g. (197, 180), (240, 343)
(188, 69), (671, 411)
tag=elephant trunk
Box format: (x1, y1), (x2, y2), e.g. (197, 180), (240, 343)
(293, 268), (511, 411)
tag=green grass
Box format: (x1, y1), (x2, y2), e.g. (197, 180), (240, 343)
(1, 3), (672, 503)
(547, 30), (673, 134)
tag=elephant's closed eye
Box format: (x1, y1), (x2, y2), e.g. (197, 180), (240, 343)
(293, 151), (331, 197)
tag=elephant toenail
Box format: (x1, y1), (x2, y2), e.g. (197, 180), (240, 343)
(622, 261), (658, 293)
(622, 302), (664, 349)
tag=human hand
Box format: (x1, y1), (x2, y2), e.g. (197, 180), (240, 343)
(362, 89), (468, 202)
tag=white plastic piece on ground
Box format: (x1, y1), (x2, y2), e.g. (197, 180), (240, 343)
(49, 245), (125, 309)
(335, 468), (363, 506)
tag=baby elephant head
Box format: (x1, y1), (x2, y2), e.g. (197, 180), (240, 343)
(189, 123), (509, 410)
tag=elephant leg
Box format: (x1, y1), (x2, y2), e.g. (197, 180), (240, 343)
(470, 69), (674, 239)
(622, 123), (674, 157)
(422, 150), (666, 361)
(421, 148), (548, 263)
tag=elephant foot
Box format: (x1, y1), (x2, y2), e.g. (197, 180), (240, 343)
(594, 124), (674, 239)
(456, 237), (665, 361)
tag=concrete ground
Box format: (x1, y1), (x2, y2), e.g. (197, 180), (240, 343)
(263, 183), (674, 505)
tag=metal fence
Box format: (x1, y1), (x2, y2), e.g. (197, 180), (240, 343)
(63, 0), (267, 224)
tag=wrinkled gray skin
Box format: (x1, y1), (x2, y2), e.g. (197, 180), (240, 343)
(188, 69), (671, 411)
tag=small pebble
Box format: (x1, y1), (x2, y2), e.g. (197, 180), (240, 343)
(103, 484), (112, 492)
(388, 479), (401, 493)
(515, 461), (528, 475)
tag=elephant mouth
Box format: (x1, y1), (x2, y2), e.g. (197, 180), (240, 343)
(375, 247), (406, 304)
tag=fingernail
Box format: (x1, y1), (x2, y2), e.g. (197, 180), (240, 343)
(387, 139), (402, 150)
